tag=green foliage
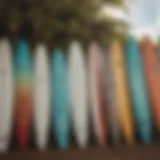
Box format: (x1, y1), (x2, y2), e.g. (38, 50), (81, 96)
(0, 0), (125, 45)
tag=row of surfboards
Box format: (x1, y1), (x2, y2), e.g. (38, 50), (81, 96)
(0, 36), (159, 152)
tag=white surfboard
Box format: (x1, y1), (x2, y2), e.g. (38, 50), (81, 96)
(88, 42), (106, 146)
(0, 38), (14, 152)
(68, 41), (88, 148)
(33, 44), (50, 150)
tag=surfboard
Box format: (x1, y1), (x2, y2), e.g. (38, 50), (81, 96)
(141, 37), (160, 131)
(33, 44), (50, 150)
(68, 41), (88, 148)
(103, 49), (120, 145)
(88, 42), (106, 146)
(125, 36), (152, 144)
(51, 49), (70, 149)
(109, 40), (134, 144)
(14, 40), (32, 149)
(0, 38), (14, 152)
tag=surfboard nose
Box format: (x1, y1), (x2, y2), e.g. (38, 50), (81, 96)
(52, 49), (65, 66)
(127, 36), (136, 43)
(15, 40), (31, 69)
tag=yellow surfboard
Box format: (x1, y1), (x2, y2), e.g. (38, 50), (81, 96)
(109, 40), (134, 144)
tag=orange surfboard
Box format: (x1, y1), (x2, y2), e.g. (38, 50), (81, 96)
(141, 37), (160, 130)
(109, 40), (134, 144)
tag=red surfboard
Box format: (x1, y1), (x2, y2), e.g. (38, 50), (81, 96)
(14, 40), (32, 149)
(89, 42), (106, 145)
(141, 36), (160, 130)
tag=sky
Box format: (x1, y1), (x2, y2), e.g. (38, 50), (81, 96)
(104, 0), (160, 41)
(125, 0), (160, 41)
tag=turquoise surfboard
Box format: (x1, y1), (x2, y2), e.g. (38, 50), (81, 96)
(51, 48), (70, 149)
(125, 36), (152, 144)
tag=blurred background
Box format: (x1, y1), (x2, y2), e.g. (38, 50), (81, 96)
(0, 0), (128, 46)
(0, 0), (159, 45)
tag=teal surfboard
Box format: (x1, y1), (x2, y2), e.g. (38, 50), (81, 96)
(51, 48), (70, 149)
(125, 36), (152, 144)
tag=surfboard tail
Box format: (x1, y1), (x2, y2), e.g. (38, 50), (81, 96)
(56, 131), (69, 150)
(15, 90), (32, 149)
(73, 116), (88, 148)
(154, 108), (160, 131)
(54, 115), (70, 150)
(35, 131), (48, 150)
(123, 121), (134, 145)
(16, 124), (29, 149)
(140, 123), (152, 144)
(0, 140), (9, 153)
(76, 132), (88, 148)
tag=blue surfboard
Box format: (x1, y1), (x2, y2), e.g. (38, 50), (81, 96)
(51, 48), (70, 149)
(125, 36), (152, 144)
